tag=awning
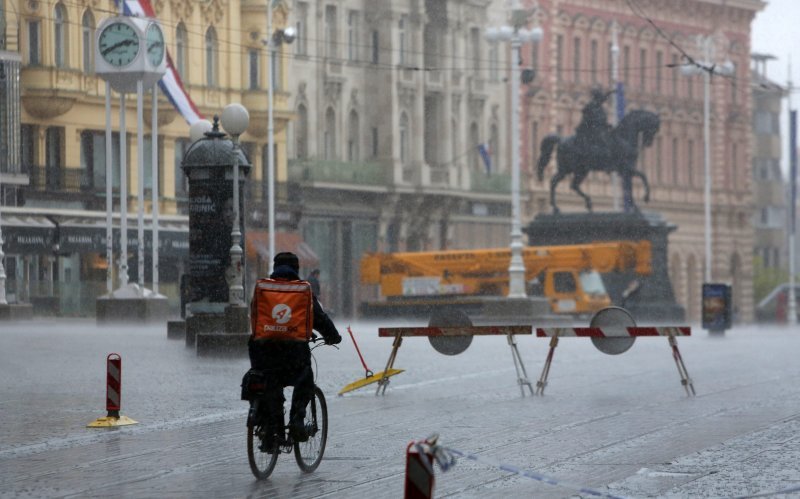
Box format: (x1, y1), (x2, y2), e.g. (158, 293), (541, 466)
(56, 216), (189, 257)
(0, 214), (57, 254)
(246, 231), (319, 269)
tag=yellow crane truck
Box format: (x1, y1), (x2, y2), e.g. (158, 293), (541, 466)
(359, 240), (652, 321)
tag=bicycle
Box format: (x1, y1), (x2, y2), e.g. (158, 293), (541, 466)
(245, 336), (330, 479)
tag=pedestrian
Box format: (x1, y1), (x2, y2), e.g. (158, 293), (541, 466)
(307, 268), (321, 297)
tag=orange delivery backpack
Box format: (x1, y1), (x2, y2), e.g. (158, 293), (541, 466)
(250, 278), (314, 342)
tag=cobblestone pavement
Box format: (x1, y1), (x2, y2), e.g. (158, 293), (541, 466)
(1, 319), (799, 498)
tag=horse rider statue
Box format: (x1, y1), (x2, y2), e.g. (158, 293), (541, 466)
(575, 86), (614, 161)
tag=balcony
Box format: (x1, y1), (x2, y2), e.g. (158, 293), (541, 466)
(470, 171), (511, 193)
(25, 165), (96, 193)
(288, 159), (389, 187)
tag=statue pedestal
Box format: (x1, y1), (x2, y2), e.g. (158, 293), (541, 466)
(525, 211), (685, 323)
(193, 305), (249, 356)
(0, 303), (34, 321)
(96, 284), (170, 325)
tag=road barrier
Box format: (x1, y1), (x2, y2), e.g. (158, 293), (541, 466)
(535, 307), (694, 396)
(377, 325), (534, 396)
(87, 353), (138, 427)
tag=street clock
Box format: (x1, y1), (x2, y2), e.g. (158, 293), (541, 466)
(95, 16), (167, 93)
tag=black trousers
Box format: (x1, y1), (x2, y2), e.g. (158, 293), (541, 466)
(248, 339), (314, 427)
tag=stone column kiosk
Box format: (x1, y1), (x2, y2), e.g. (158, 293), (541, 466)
(180, 118), (251, 354)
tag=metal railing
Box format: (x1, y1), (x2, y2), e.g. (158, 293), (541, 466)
(288, 159), (388, 186)
(470, 171), (511, 193)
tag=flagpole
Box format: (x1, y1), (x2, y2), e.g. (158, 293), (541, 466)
(788, 59), (796, 325)
(610, 20), (620, 211)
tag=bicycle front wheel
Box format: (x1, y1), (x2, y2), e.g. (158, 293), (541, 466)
(294, 386), (328, 472)
(248, 422), (279, 479)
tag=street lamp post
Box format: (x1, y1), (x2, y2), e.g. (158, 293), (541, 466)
(220, 104), (250, 306)
(486, 6), (542, 298)
(265, 2), (295, 272)
(681, 36), (733, 283)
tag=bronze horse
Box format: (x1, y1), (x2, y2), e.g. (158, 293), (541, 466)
(536, 109), (660, 214)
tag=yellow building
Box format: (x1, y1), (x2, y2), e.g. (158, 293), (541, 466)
(0, 0), (295, 314)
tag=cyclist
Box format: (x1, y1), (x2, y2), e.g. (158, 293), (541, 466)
(248, 252), (341, 445)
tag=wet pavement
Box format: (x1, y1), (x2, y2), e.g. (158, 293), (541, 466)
(1, 319), (800, 498)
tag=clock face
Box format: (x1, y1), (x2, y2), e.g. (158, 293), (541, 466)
(99, 22), (140, 67)
(146, 24), (164, 67)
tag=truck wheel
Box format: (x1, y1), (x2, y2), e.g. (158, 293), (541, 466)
(428, 310), (473, 355)
(590, 306), (636, 355)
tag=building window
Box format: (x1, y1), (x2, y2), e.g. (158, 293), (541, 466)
(174, 138), (190, 197)
(556, 35), (563, 81)
(205, 27), (217, 87)
(54, 3), (68, 68)
(325, 5), (338, 58)
(730, 62), (738, 104)
(573, 37), (581, 83)
(324, 108), (336, 160)
(270, 49), (281, 90)
(469, 122), (479, 170)
(372, 30), (379, 64)
(489, 123), (499, 171)
(470, 27), (481, 72)
(175, 23), (188, 78)
(295, 104), (308, 159)
(671, 137), (679, 185)
(639, 49), (646, 91)
(28, 20), (41, 65)
(372, 126), (378, 157)
(399, 15), (407, 65)
(295, 2), (308, 56)
(671, 53), (678, 96)
(622, 45), (630, 84)
(142, 135), (162, 195)
(590, 39), (598, 83)
(347, 10), (359, 61)
(531, 39), (539, 71)
(248, 49), (259, 89)
(655, 50), (663, 93)
(82, 10), (95, 74)
(80, 130), (121, 191)
(347, 110), (359, 161)
(488, 41), (499, 81)
(400, 113), (409, 165)
(607, 42), (613, 85)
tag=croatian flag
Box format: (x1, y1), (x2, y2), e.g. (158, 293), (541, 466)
(615, 81), (625, 123)
(118, 0), (204, 125)
(477, 143), (492, 176)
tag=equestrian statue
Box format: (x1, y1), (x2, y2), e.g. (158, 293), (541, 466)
(536, 88), (660, 214)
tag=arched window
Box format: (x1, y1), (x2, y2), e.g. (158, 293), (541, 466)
(399, 112), (409, 165)
(54, 3), (68, 68)
(295, 104), (308, 159)
(82, 10), (95, 73)
(324, 108), (336, 160)
(176, 22), (188, 79)
(347, 110), (359, 162)
(469, 122), (479, 170)
(205, 27), (217, 87)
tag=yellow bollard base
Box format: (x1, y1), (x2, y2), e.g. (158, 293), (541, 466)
(87, 415), (139, 428)
(338, 369), (405, 395)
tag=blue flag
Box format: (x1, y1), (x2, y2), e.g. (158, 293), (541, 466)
(477, 143), (492, 176)
(791, 110), (797, 233)
(615, 81), (626, 123)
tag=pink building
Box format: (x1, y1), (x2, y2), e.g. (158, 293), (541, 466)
(517, 0), (762, 321)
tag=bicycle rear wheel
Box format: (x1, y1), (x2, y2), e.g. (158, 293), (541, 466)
(248, 421), (279, 479)
(294, 386), (328, 472)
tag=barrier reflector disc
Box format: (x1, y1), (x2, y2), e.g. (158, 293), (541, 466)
(590, 306), (636, 355)
(428, 310), (473, 355)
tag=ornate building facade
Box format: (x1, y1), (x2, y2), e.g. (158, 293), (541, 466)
(518, 0), (762, 322)
(0, 0), (295, 314)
